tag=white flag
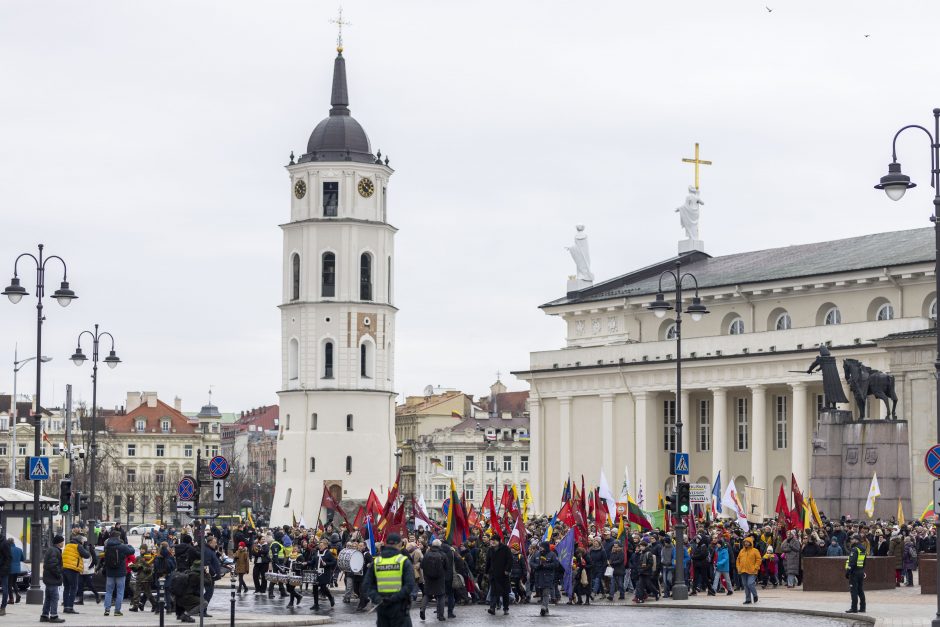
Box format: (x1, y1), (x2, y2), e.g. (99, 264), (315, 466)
(620, 466), (631, 501)
(598, 470), (617, 518)
(637, 480), (645, 509)
(415, 494), (431, 531)
(865, 473), (881, 518)
(721, 481), (750, 532)
(298, 514), (308, 529)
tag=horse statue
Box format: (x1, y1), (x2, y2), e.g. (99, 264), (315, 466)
(842, 358), (898, 421)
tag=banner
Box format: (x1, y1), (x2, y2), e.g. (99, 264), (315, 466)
(744, 486), (765, 523)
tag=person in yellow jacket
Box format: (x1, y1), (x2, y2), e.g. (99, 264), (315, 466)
(736, 536), (762, 605)
(61, 532), (91, 614)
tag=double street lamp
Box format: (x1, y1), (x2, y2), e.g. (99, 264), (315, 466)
(70, 324), (121, 527)
(873, 107), (940, 627)
(647, 259), (709, 602)
(11, 349), (52, 489)
(1, 244), (77, 604)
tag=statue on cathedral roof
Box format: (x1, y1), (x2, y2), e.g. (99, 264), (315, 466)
(566, 224), (594, 283)
(676, 185), (704, 241)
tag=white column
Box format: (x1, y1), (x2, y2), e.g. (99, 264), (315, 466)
(791, 382), (809, 490)
(529, 398), (542, 513)
(710, 387), (727, 485)
(634, 392), (649, 499)
(750, 385), (767, 510)
(680, 390), (691, 455)
(559, 397), (572, 491)
(601, 394), (615, 483)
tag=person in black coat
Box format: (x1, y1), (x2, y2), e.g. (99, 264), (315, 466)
(420, 540), (447, 621)
(309, 538), (337, 612)
(529, 542), (559, 616)
(486, 535), (512, 616)
(441, 541), (456, 619)
(690, 535), (711, 595)
(0, 534), (10, 613)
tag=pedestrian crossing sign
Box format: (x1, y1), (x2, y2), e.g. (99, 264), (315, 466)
(674, 453), (690, 475)
(27, 456), (50, 481)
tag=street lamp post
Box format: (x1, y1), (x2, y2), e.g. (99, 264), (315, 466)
(874, 108), (940, 627)
(647, 259), (709, 602)
(11, 347), (52, 489)
(70, 324), (121, 528)
(1, 244), (78, 604)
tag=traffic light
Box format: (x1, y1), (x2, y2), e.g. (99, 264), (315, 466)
(59, 479), (72, 514)
(74, 491), (88, 514)
(664, 491), (677, 514)
(677, 481), (691, 516)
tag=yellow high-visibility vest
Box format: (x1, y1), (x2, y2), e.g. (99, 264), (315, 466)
(845, 547), (866, 570)
(374, 554), (407, 595)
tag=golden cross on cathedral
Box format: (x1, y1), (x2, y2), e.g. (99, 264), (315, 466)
(330, 7), (352, 52)
(681, 142), (712, 190)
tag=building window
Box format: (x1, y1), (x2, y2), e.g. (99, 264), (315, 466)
(0, 444), (6, 456)
(156, 444), (165, 458)
(324, 341), (334, 379)
(728, 317), (745, 335)
(161, 419), (170, 433)
(699, 399), (711, 452)
(503, 455), (512, 472)
(346, 414), (354, 431)
(323, 182), (338, 216)
(931, 299), (937, 321)
(464, 455), (475, 472)
(321, 252), (336, 297)
(775, 395), (788, 449)
(360, 253), (373, 301)
(285, 414), (291, 430)
(184, 444), (193, 458)
(18, 444), (25, 456)
(0, 416), (6, 431)
(876, 303), (895, 321)
(282, 458), (287, 472)
(127, 495), (135, 513)
(346, 456), (352, 473)
(127, 468), (136, 483)
(136, 419), (145, 432)
(288, 338), (299, 385)
(520, 455), (529, 472)
(824, 307), (841, 325)
(665, 324), (678, 340)
(283, 488), (292, 507)
(736, 398), (749, 451)
(360, 343), (368, 377)
(434, 484), (447, 501)
(155, 470), (165, 483)
(663, 399), (676, 452)
(310, 457), (316, 472)
(127, 444), (136, 457)
(290, 253), (300, 301)
(775, 312), (792, 330)
(485, 455), (496, 472)
(465, 486), (475, 502)
(444, 455), (453, 472)
(211, 445), (219, 457)
(311, 413), (318, 430)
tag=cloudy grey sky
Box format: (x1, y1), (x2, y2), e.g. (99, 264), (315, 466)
(1, 0), (938, 414)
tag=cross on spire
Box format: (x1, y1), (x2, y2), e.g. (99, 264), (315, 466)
(330, 7), (352, 53)
(681, 142), (712, 190)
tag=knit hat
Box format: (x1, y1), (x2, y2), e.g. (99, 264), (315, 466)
(53, 534), (64, 545)
(432, 539), (442, 547)
(238, 541), (246, 548)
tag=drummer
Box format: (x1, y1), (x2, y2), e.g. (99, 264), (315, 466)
(285, 546), (306, 609)
(310, 538), (337, 613)
(354, 540), (374, 613)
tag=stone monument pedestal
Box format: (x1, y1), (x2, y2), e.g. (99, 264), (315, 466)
(678, 238), (705, 253)
(802, 556), (896, 591)
(810, 410), (910, 520)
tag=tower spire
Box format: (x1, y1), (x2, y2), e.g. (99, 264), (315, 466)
(329, 51), (349, 116)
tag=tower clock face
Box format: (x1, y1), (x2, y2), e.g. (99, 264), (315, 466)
(293, 179), (307, 199)
(357, 177), (375, 198)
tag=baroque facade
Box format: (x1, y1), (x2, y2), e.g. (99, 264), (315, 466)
(516, 228), (936, 519)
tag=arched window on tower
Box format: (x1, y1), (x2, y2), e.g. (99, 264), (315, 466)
(288, 338), (299, 388)
(360, 338), (375, 379)
(360, 253), (373, 301)
(290, 253), (300, 301)
(321, 252), (335, 298)
(360, 343), (368, 377)
(323, 341), (334, 379)
(346, 455), (352, 474)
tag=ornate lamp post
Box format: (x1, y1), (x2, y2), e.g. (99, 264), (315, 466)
(874, 108), (940, 627)
(647, 259), (709, 602)
(11, 348), (52, 489)
(70, 324), (121, 528)
(1, 244), (78, 604)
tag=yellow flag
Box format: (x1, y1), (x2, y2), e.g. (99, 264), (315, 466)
(897, 498), (905, 525)
(809, 497), (823, 527)
(522, 484), (533, 523)
(802, 503), (811, 530)
(657, 491), (665, 511)
(617, 511), (624, 540)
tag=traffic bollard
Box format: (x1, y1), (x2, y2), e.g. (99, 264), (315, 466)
(230, 569), (236, 627)
(158, 578), (165, 627)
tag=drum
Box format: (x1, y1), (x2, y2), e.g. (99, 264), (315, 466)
(302, 570), (319, 584)
(286, 575), (302, 587)
(266, 572), (285, 584)
(338, 548), (365, 574)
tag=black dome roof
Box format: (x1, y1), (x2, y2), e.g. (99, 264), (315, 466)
(301, 52), (375, 164)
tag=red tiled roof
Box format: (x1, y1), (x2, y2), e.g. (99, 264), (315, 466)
(478, 391), (529, 416)
(108, 398), (198, 434)
(236, 405), (279, 430)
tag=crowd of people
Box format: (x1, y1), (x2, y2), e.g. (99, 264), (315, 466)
(9, 512), (937, 624)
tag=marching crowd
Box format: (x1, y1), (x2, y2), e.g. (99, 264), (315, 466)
(9, 513), (936, 624)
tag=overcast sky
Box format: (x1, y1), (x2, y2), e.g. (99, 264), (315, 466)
(1, 0), (938, 414)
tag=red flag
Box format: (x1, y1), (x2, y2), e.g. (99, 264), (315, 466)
(366, 490), (383, 519)
(412, 497), (441, 532)
(595, 488), (608, 530)
(588, 489), (595, 521)
(352, 506), (365, 530)
(579, 476), (588, 526)
(508, 512), (527, 551)
(775, 483), (790, 521)
(557, 501), (575, 527)
(321, 485), (351, 527)
(381, 470), (402, 522)
(790, 474), (805, 517)
(482, 487), (502, 538)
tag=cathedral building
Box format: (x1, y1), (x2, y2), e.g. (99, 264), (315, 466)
(270, 41), (397, 525)
(516, 227), (936, 519)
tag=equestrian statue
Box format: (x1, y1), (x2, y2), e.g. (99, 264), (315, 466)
(842, 358), (898, 421)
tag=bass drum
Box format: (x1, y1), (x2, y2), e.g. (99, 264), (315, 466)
(337, 548), (365, 574)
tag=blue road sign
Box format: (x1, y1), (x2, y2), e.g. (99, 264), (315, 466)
(27, 456), (50, 481)
(177, 476), (196, 501)
(925, 445), (940, 478)
(208, 455), (230, 479)
(674, 453), (690, 476)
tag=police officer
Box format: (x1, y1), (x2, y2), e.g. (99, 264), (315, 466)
(362, 532), (416, 627)
(845, 534), (866, 614)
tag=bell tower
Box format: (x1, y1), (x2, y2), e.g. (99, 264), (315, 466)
(271, 38), (397, 524)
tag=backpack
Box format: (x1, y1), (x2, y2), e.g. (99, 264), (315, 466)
(105, 544), (121, 570)
(422, 551), (445, 579)
(170, 571), (189, 596)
